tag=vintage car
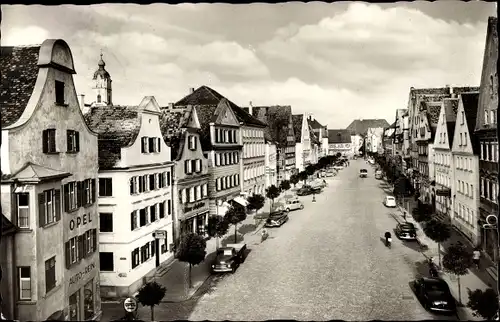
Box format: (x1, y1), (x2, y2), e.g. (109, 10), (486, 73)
(284, 197), (304, 211)
(413, 277), (456, 314)
(265, 211), (289, 227)
(395, 222), (417, 240)
(359, 169), (368, 178)
(211, 243), (247, 274)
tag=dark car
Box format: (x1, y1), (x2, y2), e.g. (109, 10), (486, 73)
(413, 277), (456, 314)
(297, 187), (313, 196)
(396, 223), (417, 240)
(265, 211), (289, 227)
(359, 169), (368, 178)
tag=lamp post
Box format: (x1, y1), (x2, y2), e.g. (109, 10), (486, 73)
(482, 214), (499, 318)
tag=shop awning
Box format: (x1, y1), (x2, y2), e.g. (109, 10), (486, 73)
(232, 196), (249, 207)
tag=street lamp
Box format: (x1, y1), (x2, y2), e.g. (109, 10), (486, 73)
(482, 214), (499, 318)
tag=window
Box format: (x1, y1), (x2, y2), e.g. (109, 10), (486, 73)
(195, 159), (202, 172)
(139, 208), (146, 226)
(65, 181), (78, 211)
(83, 229), (96, 256)
(185, 160), (193, 174)
(131, 211), (138, 230)
(99, 252), (114, 271)
(17, 193), (30, 228)
(45, 256), (56, 293)
(99, 213), (113, 232)
(167, 200), (172, 215)
(470, 184), (474, 199)
(141, 137), (149, 153)
(148, 137), (156, 153)
(181, 189), (187, 203)
(83, 179), (96, 206)
(485, 110), (489, 124)
(493, 182), (498, 204)
(67, 236), (79, 267)
(99, 178), (113, 197)
(97, 94), (101, 103)
(150, 204), (157, 222)
(151, 240), (156, 257)
(145, 207), (151, 224)
(138, 176), (145, 193)
(130, 177), (138, 195)
(464, 133), (467, 146)
(460, 133), (463, 145)
(66, 130), (80, 153)
(55, 80), (65, 105)
(188, 136), (197, 150)
(492, 109), (497, 124)
(480, 142), (485, 160)
(131, 248), (140, 269)
(149, 174), (155, 191)
(159, 202), (165, 218)
(18, 267), (31, 300)
(140, 244), (150, 263)
(202, 184), (208, 197)
(166, 171), (171, 186)
(486, 142), (491, 161)
(42, 129), (57, 153)
(481, 178), (485, 197)
(39, 189), (60, 227)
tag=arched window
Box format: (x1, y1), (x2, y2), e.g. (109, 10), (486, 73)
(97, 94), (101, 103)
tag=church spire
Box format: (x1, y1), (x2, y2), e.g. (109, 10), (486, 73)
(92, 50), (112, 107)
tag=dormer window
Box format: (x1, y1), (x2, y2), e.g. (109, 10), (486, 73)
(55, 80), (65, 105)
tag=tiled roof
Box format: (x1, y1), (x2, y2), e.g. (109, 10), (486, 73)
(452, 86), (480, 95)
(328, 129), (352, 144)
(292, 114), (303, 143)
(178, 86), (266, 127)
(1, 213), (16, 235)
(461, 92), (480, 154)
(1, 45), (41, 128)
(308, 117), (325, 129)
(443, 98), (459, 147)
(251, 105), (294, 146)
(84, 105), (141, 169)
(345, 119), (390, 135)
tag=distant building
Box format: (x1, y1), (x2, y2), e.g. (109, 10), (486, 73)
(293, 114), (315, 172)
(346, 119), (390, 156)
(327, 129), (352, 157)
(365, 127), (385, 154)
(307, 116), (329, 158)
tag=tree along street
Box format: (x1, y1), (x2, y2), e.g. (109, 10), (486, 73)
(188, 159), (457, 321)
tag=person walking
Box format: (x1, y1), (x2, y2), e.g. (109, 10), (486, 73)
(472, 248), (481, 269)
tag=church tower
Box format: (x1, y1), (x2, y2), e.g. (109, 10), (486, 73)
(92, 52), (112, 106)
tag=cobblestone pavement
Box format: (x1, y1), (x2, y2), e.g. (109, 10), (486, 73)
(187, 160), (457, 321)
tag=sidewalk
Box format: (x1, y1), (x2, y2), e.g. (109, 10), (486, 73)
(394, 204), (496, 321)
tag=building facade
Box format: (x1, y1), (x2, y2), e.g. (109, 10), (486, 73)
(85, 96), (175, 299)
(160, 105), (210, 245)
(0, 214), (17, 320)
(0, 39), (101, 321)
(264, 141), (278, 189)
(451, 92), (481, 245)
(327, 130), (352, 157)
(433, 98), (459, 223)
(308, 116), (328, 158)
(394, 109), (409, 171)
(475, 16), (499, 262)
(366, 127), (385, 154)
(175, 86), (244, 216)
(293, 114), (312, 172)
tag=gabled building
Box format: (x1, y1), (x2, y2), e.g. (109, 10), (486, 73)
(174, 87), (244, 216)
(308, 116), (329, 158)
(0, 39), (101, 321)
(160, 105), (210, 246)
(84, 95), (175, 300)
(309, 125), (321, 165)
(433, 97), (459, 223)
(327, 130), (352, 157)
(248, 105), (297, 184)
(292, 114), (314, 172)
(475, 16), (499, 262)
(381, 124), (396, 157)
(346, 119), (390, 156)
(366, 127), (385, 154)
(451, 92), (481, 245)
(393, 109), (409, 172)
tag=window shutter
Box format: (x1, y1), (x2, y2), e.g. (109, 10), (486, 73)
(77, 181), (83, 208)
(91, 179), (96, 203)
(194, 137), (197, 150)
(78, 235), (84, 261)
(63, 184), (69, 212)
(157, 138), (161, 152)
(197, 159), (202, 172)
(49, 130), (56, 152)
(75, 132), (80, 152)
(38, 193), (46, 227)
(42, 130), (48, 153)
(141, 137), (146, 153)
(92, 229), (97, 253)
(54, 189), (61, 222)
(65, 242), (71, 269)
(82, 232), (88, 256)
(66, 130), (72, 151)
(184, 160), (189, 173)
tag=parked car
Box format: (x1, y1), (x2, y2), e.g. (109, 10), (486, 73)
(284, 197), (304, 211)
(359, 169), (368, 178)
(413, 277), (456, 314)
(325, 170), (336, 177)
(375, 170), (383, 180)
(395, 222), (417, 240)
(211, 243), (247, 274)
(333, 165), (344, 170)
(383, 196), (397, 207)
(265, 211), (289, 227)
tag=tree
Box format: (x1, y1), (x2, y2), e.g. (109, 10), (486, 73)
(279, 180), (291, 192)
(442, 242), (473, 305)
(207, 214), (230, 249)
(412, 201), (432, 223)
(265, 185), (280, 212)
(336, 152), (341, 158)
(467, 288), (499, 320)
(224, 206), (247, 243)
(298, 171), (308, 184)
(393, 176), (415, 219)
(247, 194), (265, 215)
(318, 157), (329, 169)
(289, 174), (299, 187)
(305, 164), (315, 177)
(176, 233), (207, 288)
(136, 281), (167, 321)
(422, 219), (451, 268)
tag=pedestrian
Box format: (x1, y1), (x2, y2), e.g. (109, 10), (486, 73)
(473, 248), (481, 268)
(261, 228), (269, 242)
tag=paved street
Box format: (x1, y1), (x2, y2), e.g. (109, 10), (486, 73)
(187, 160), (457, 321)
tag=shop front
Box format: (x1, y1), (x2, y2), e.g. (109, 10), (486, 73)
(66, 261), (101, 321)
(180, 199), (209, 237)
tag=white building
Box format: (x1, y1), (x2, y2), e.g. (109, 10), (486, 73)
(307, 116), (329, 158)
(328, 129), (352, 157)
(452, 92), (481, 245)
(265, 141), (278, 188)
(293, 114), (313, 172)
(366, 127), (385, 154)
(85, 96), (175, 299)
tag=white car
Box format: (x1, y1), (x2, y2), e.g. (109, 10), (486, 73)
(384, 196), (397, 208)
(284, 197), (304, 211)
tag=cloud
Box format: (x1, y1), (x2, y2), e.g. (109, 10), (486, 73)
(2, 25), (50, 45)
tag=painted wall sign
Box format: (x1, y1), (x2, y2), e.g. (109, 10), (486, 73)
(69, 263), (96, 286)
(69, 213), (93, 231)
(184, 201), (207, 214)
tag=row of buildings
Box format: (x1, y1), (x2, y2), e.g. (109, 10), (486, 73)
(0, 39), (357, 321)
(379, 17), (498, 267)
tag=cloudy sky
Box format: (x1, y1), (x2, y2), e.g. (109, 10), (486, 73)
(2, 2), (496, 128)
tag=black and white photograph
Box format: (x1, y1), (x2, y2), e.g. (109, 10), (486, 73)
(0, 1), (498, 321)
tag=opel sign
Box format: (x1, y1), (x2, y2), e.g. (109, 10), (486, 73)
(486, 214), (498, 226)
(124, 297), (138, 312)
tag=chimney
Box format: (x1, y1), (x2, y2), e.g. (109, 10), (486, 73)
(249, 101), (253, 115)
(168, 103), (174, 109)
(79, 94), (85, 109)
(189, 87), (195, 94)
